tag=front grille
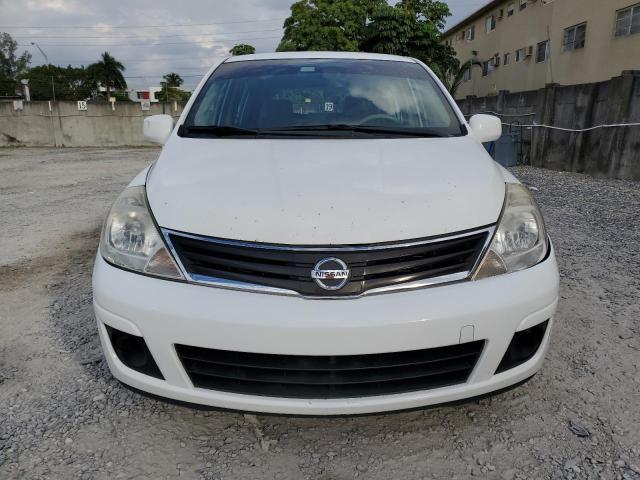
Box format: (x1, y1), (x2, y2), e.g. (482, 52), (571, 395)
(176, 341), (485, 399)
(166, 228), (490, 297)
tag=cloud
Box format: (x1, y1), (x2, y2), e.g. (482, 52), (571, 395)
(446, 0), (488, 28)
(26, 0), (76, 12)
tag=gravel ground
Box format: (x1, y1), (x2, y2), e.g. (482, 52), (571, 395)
(1, 148), (639, 480)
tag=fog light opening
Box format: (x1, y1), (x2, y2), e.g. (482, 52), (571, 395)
(496, 320), (549, 374)
(105, 325), (164, 379)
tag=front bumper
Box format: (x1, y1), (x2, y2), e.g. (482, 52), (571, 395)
(92, 246), (559, 415)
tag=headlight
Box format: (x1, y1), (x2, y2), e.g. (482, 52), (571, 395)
(100, 186), (184, 279)
(474, 183), (548, 280)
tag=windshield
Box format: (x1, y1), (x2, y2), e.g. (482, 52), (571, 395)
(182, 59), (465, 138)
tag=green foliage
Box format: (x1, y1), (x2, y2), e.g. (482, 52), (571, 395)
(156, 72), (189, 101)
(155, 85), (191, 102)
(363, 0), (458, 71)
(163, 72), (183, 87)
(277, 0), (385, 52)
(0, 32), (32, 96)
(396, 0), (451, 30)
(276, 0), (458, 74)
(362, 5), (417, 56)
(431, 59), (482, 97)
(229, 44), (256, 56)
(87, 52), (127, 97)
(18, 65), (97, 100)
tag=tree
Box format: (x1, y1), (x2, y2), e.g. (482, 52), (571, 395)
(0, 32), (32, 96)
(20, 65), (97, 100)
(395, 0), (451, 30)
(277, 0), (385, 52)
(229, 44), (256, 56)
(163, 72), (183, 87)
(275, 0), (458, 75)
(361, 5), (418, 57)
(155, 85), (191, 102)
(87, 52), (127, 98)
(362, 0), (458, 72)
(156, 73), (190, 102)
(430, 59), (482, 97)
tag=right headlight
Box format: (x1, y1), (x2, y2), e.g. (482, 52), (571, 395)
(100, 186), (184, 280)
(473, 183), (548, 280)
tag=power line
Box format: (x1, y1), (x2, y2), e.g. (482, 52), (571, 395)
(18, 34), (282, 47)
(0, 73), (208, 80)
(27, 55), (221, 63)
(0, 18), (285, 29)
(11, 28), (283, 40)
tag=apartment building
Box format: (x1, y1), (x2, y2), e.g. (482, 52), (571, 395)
(442, 0), (640, 98)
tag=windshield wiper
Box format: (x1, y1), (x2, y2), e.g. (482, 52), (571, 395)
(182, 125), (318, 137)
(181, 124), (454, 138)
(182, 125), (260, 136)
(267, 124), (451, 137)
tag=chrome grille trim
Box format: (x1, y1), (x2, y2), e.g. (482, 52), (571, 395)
(162, 226), (495, 299)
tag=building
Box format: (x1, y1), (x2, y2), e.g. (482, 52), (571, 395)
(442, 0), (640, 98)
(128, 87), (162, 103)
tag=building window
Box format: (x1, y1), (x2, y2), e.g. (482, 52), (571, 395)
(563, 23), (587, 51)
(504, 52), (511, 65)
(515, 47), (527, 62)
(507, 3), (515, 16)
(615, 3), (640, 37)
(536, 40), (549, 62)
(466, 25), (475, 41)
(463, 67), (472, 81)
(519, 0), (527, 11)
(486, 14), (497, 32)
(482, 60), (495, 76)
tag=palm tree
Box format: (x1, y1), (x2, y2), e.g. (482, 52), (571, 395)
(88, 52), (126, 98)
(162, 72), (183, 88)
(156, 72), (190, 103)
(431, 59), (482, 98)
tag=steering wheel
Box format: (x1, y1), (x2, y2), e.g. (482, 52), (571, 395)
(357, 113), (399, 126)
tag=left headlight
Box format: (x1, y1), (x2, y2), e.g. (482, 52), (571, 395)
(473, 183), (548, 280)
(100, 186), (184, 279)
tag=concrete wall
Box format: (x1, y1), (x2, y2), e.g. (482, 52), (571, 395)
(0, 101), (186, 147)
(443, 0), (640, 99)
(3, 79), (639, 179)
(457, 71), (640, 179)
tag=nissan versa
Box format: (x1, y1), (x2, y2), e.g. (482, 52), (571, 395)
(93, 52), (559, 415)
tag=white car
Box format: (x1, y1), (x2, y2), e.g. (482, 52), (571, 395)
(93, 52), (559, 415)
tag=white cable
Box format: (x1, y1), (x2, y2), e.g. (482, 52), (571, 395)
(464, 111), (536, 117)
(500, 122), (640, 132)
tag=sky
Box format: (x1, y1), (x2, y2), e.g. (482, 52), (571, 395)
(0, 0), (487, 91)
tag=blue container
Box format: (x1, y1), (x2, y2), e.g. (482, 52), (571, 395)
(485, 134), (518, 167)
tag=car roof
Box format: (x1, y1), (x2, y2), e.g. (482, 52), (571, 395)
(223, 51), (418, 64)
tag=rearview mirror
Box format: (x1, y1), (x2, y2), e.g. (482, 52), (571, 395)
(143, 114), (174, 145)
(468, 114), (502, 143)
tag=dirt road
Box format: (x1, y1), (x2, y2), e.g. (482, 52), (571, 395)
(1, 148), (639, 479)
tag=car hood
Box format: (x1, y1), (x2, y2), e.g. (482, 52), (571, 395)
(147, 136), (505, 244)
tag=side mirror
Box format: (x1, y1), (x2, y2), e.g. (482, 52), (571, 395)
(468, 114), (502, 143)
(143, 114), (174, 145)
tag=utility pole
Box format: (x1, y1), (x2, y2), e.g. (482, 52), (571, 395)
(20, 79), (30, 102)
(161, 81), (167, 114)
(31, 42), (56, 102)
